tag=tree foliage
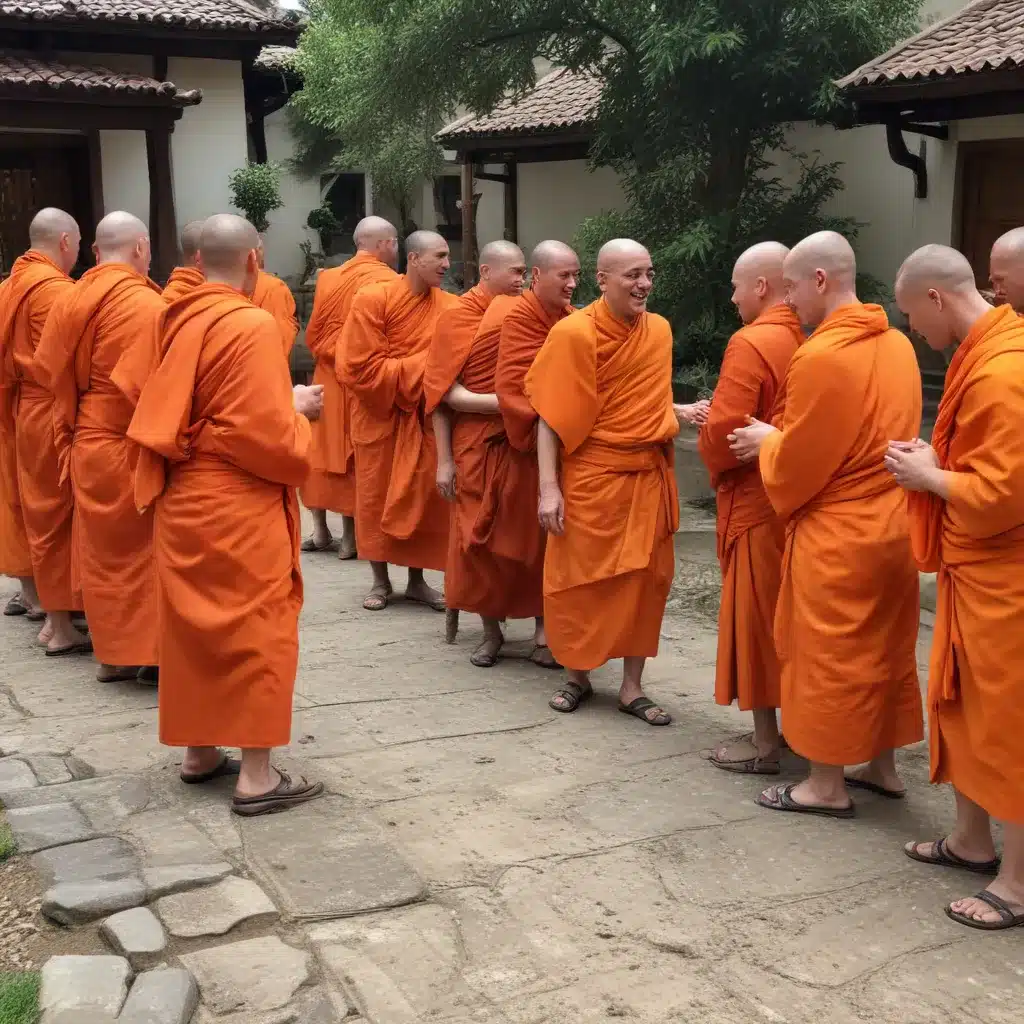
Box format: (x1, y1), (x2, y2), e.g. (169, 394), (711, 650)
(228, 162), (284, 233)
(297, 0), (922, 364)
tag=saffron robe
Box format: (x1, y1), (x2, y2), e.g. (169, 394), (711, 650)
(698, 304), (801, 711)
(126, 283), (311, 747)
(760, 302), (923, 765)
(161, 266), (204, 304)
(33, 263), (164, 666)
(252, 270), (299, 357)
(302, 254), (397, 515)
(0, 252), (77, 610)
(909, 303), (1024, 824)
(339, 275), (457, 570)
(524, 298), (679, 670)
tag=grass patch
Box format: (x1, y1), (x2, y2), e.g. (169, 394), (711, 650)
(0, 971), (39, 1024)
(0, 823), (15, 864)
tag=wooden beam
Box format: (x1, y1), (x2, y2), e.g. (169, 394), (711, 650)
(87, 130), (105, 222)
(461, 154), (477, 286)
(146, 125), (178, 285)
(503, 159), (518, 244)
(154, 54), (168, 82)
(0, 99), (185, 132)
(854, 90), (1024, 126)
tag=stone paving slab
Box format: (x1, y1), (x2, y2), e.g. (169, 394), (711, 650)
(40, 954), (132, 1017)
(32, 836), (138, 885)
(5, 800), (97, 852)
(118, 967), (199, 1024)
(0, 755), (38, 796)
(100, 907), (167, 965)
(157, 875), (278, 938)
(43, 876), (148, 925)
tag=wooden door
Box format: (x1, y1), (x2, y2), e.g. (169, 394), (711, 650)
(959, 140), (1024, 286)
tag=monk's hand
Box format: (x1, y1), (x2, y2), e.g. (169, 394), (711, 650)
(538, 483), (565, 536)
(293, 384), (324, 422)
(884, 442), (940, 492)
(729, 417), (776, 462)
(674, 400), (710, 427)
(436, 459), (457, 502)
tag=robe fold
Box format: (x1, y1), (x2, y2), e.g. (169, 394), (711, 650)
(161, 266), (204, 304)
(524, 298), (679, 670)
(301, 254), (397, 515)
(33, 263), (164, 666)
(698, 304), (801, 711)
(0, 252), (77, 610)
(0, 278), (32, 579)
(126, 283), (311, 748)
(252, 270), (299, 357)
(908, 303), (1024, 824)
(339, 275), (457, 570)
(760, 302), (923, 765)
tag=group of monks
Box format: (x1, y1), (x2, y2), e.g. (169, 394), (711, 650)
(0, 203), (1021, 932)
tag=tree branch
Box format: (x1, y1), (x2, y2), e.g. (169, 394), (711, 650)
(464, 16), (635, 56)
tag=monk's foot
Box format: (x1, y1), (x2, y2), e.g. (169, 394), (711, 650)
(37, 619), (55, 647)
(845, 763), (906, 799)
(404, 580), (446, 611)
(947, 880), (1024, 930)
(301, 532), (337, 553)
(549, 680), (593, 713)
(708, 733), (781, 775)
(97, 664), (141, 683)
(757, 780), (854, 818)
(363, 582), (393, 611)
(470, 632), (504, 668)
(904, 836), (999, 872)
(180, 746), (225, 778)
(232, 768), (325, 817)
(338, 540), (358, 560)
(46, 625), (91, 656)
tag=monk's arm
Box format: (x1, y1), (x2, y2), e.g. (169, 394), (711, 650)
(433, 408), (454, 466)
(537, 419), (560, 490)
(338, 289), (402, 417)
(698, 335), (762, 475)
(443, 382), (500, 415)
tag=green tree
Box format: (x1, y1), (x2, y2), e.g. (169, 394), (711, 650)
(228, 162), (284, 233)
(297, 0), (921, 364)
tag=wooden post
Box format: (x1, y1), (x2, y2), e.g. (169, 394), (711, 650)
(146, 124), (178, 285)
(503, 159), (518, 243)
(460, 152), (476, 285)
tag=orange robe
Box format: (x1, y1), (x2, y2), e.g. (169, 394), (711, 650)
(0, 278), (32, 579)
(340, 276), (457, 570)
(697, 304), (802, 711)
(33, 263), (164, 666)
(302, 254), (397, 515)
(161, 266), (204, 304)
(0, 253), (77, 610)
(524, 298), (679, 670)
(126, 283), (311, 748)
(909, 304), (1024, 824)
(760, 302), (923, 765)
(251, 270), (299, 358)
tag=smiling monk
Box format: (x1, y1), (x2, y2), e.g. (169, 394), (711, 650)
(730, 231), (923, 818)
(251, 238), (299, 358)
(33, 211), (163, 684)
(161, 220), (205, 302)
(127, 213), (324, 816)
(699, 242), (802, 775)
(887, 244), (1024, 932)
(0, 208), (89, 656)
(525, 239), (679, 725)
(340, 230), (458, 612)
(301, 216), (399, 559)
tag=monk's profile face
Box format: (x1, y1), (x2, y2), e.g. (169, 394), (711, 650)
(532, 255), (580, 310)
(782, 262), (827, 326)
(989, 242), (1024, 310)
(482, 255), (527, 297)
(895, 279), (956, 352)
(57, 229), (82, 275)
(598, 253), (654, 320)
(731, 269), (768, 325)
(409, 242), (450, 288)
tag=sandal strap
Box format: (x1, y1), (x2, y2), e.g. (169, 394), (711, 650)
(971, 890), (1016, 920)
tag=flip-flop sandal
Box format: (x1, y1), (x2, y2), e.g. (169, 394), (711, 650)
(757, 783), (855, 818)
(25, 609), (46, 622)
(845, 776), (906, 799)
(45, 640), (94, 658)
(97, 668), (142, 683)
(529, 644), (561, 670)
(945, 890), (1024, 931)
(338, 546), (358, 561)
(363, 587), (392, 611)
(181, 754), (242, 785)
(405, 591), (446, 612)
(137, 666), (159, 685)
(231, 769), (325, 817)
(904, 837), (1000, 874)
(4, 596), (27, 617)
(617, 696), (672, 726)
(709, 749), (781, 775)
(549, 681), (592, 713)
(470, 640), (503, 668)
(301, 537), (338, 552)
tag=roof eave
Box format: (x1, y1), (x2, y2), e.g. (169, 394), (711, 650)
(435, 123), (595, 149)
(839, 64), (1024, 107)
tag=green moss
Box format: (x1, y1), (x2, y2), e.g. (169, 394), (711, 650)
(0, 824), (15, 864)
(0, 971), (40, 1024)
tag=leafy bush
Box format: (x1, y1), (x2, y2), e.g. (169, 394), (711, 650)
(228, 163), (284, 233)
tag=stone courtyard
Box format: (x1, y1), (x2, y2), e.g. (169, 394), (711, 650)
(0, 509), (1021, 1023)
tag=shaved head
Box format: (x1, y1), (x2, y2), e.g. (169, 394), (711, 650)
(478, 240), (526, 298)
(990, 226), (1024, 310)
(734, 241), (789, 278)
(180, 220), (204, 262)
(478, 240), (523, 266)
(597, 238), (650, 272)
(896, 244), (975, 296)
(782, 231), (858, 326)
(732, 241), (789, 324)
(198, 214), (260, 292)
(28, 207), (80, 275)
(786, 231), (856, 282)
(353, 216), (397, 249)
(93, 211), (151, 275)
(596, 238), (654, 322)
(406, 230), (447, 256)
(530, 240), (580, 313)
(405, 230), (450, 291)
(530, 240), (578, 271)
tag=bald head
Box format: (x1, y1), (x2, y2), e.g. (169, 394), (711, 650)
(28, 208), (80, 274)
(896, 244), (975, 296)
(94, 211), (149, 261)
(198, 214), (260, 291)
(354, 216), (396, 249)
(406, 230), (447, 257)
(405, 230), (450, 291)
(731, 241), (789, 324)
(529, 240), (581, 313)
(990, 226), (1024, 310)
(479, 240), (526, 298)
(782, 231), (858, 326)
(180, 220), (204, 263)
(530, 240), (578, 272)
(597, 238), (651, 273)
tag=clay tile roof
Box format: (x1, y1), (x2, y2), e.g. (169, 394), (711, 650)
(0, 0), (300, 35)
(838, 0), (1024, 89)
(254, 44), (296, 71)
(435, 68), (600, 141)
(0, 50), (202, 104)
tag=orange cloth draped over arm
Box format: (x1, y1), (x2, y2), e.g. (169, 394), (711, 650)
(422, 286), (491, 415)
(524, 299), (679, 670)
(127, 283), (311, 748)
(906, 304), (1024, 822)
(0, 278), (31, 578)
(300, 255), (397, 514)
(697, 304), (800, 711)
(758, 302), (922, 766)
(161, 266), (204, 304)
(339, 277), (456, 569)
(34, 263), (164, 665)
(251, 270), (298, 358)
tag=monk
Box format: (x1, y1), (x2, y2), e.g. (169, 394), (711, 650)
(886, 244), (1024, 931)
(33, 212), (163, 684)
(730, 230), (923, 818)
(699, 243), (802, 774)
(301, 216), (399, 558)
(987, 226), (1024, 311)
(524, 239), (678, 725)
(161, 220), (205, 302)
(126, 214), (324, 816)
(252, 238), (299, 357)
(425, 240), (527, 666)
(339, 230), (458, 612)
(0, 208), (90, 655)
